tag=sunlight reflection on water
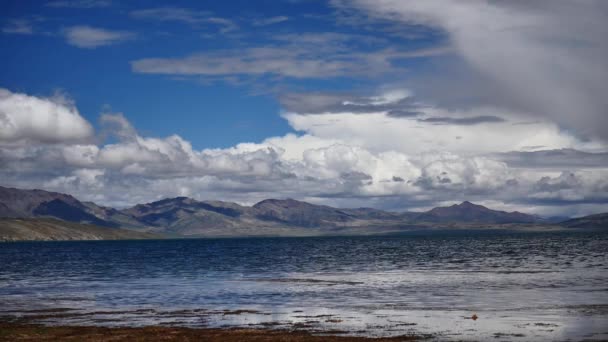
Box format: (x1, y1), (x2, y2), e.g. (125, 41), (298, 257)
(1, 232), (607, 341)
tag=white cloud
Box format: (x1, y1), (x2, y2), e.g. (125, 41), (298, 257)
(131, 34), (449, 80)
(335, 0), (608, 141)
(62, 144), (100, 167)
(0, 88), (93, 144)
(252, 16), (289, 26)
(282, 109), (586, 155)
(64, 26), (135, 48)
(0, 89), (607, 216)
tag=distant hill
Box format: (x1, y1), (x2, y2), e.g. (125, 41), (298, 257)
(120, 197), (400, 235)
(252, 198), (354, 227)
(0, 186), (135, 228)
(0, 218), (159, 242)
(2, 185), (606, 239)
(414, 201), (540, 224)
(0, 185), (92, 218)
(122, 197), (254, 235)
(559, 213), (608, 229)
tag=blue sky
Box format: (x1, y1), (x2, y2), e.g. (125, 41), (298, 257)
(0, 0), (443, 149)
(1, 0), (607, 216)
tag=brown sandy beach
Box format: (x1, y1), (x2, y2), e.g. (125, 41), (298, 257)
(0, 323), (422, 342)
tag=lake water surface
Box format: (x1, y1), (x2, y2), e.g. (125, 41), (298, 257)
(1, 232), (607, 341)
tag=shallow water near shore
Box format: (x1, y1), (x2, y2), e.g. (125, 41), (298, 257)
(1, 232), (607, 341)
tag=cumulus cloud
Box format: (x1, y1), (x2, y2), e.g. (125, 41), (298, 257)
(0, 88), (607, 216)
(99, 112), (137, 141)
(530, 171), (608, 205)
(496, 149), (608, 169)
(333, 0), (608, 141)
(63, 26), (135, 48)
(282, 106), (587, 155)
(0, 88), (93, 144)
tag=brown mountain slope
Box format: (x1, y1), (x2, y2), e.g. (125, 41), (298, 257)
(4, 186), (604, 238)
(0, 218), (160, 242)
(559, 213), (608, 229)
(415, 201), (540, 224)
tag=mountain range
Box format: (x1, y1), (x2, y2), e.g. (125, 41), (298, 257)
(0, 185), (606, 240)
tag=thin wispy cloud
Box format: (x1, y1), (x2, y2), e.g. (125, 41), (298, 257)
(418, 116), (506, 126)
(252, 16), (289, 26)
(131, 33), (449, 81)
(63, 26), (135, 48)
(130, 7), (211, 25)
(2, 19), (34, 35)
(130, 7), (238, 33)
(46, 0), (111, 8)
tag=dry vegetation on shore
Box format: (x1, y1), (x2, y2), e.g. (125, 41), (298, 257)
(0, 323), (422, 342)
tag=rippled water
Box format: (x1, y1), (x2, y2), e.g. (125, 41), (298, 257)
(1, 232), (607, 341)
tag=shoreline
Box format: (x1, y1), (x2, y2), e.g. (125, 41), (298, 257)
(0, 323), (423, 341)
(3, 303), (608, 341)
(2, 226), (604, 243)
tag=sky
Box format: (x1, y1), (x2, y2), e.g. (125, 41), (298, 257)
(1, 0), (607, 217)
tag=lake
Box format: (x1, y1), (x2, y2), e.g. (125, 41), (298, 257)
(1, 232), (607, 341)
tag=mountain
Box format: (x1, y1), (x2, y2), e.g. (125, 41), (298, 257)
(414, 201), (540, 224)
(0, 186), (119, 227)
(120, 197), (388, 235)
(252, 198), (355, 227)
(4, 185), (605, 240)
(122, 197), (252, 235)
(0, 185), (86, 217)
(559, 213), (608, 229)
(0, 218), (159, 242)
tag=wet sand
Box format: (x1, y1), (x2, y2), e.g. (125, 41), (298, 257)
(3, 304), (608, 341)
(0, 323), (421, 341)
